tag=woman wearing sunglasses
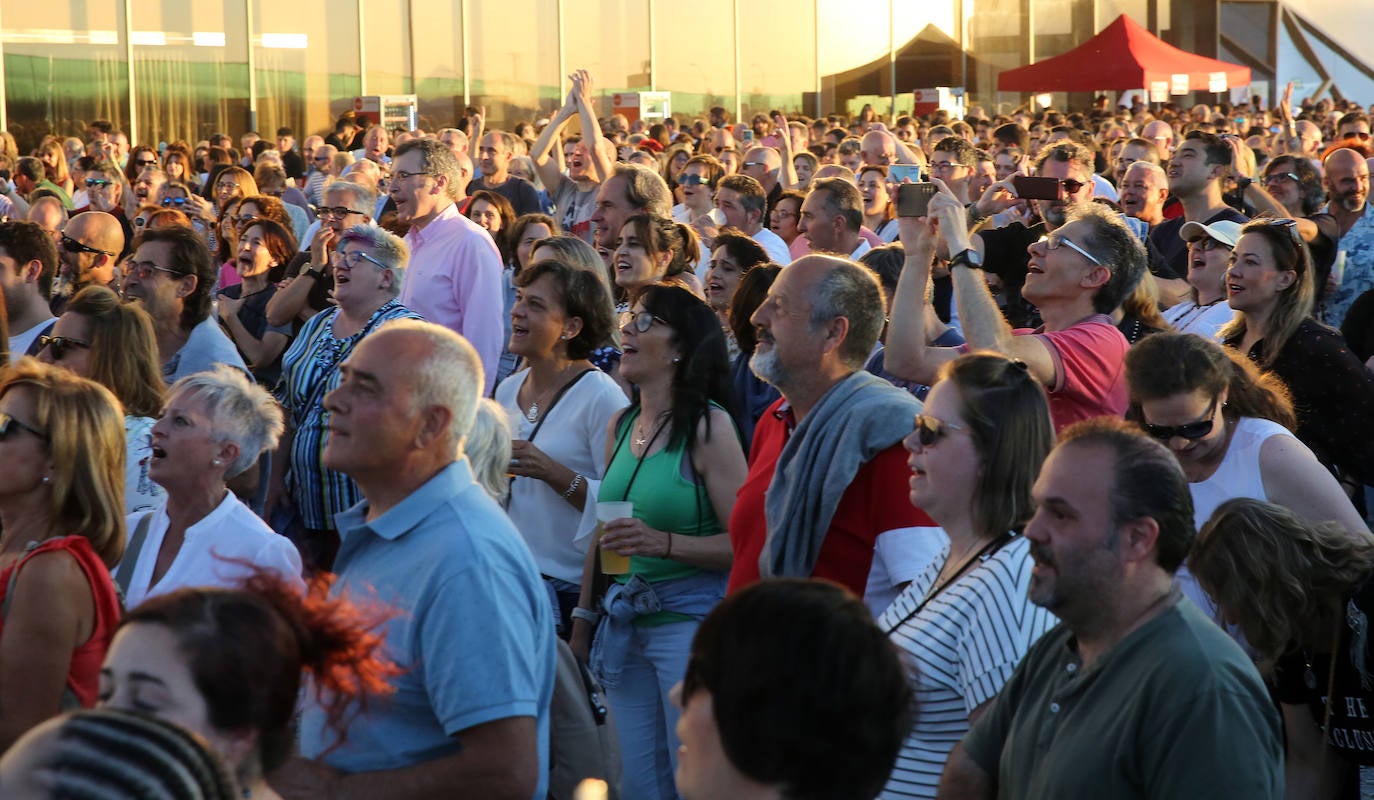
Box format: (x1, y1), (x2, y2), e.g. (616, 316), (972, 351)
(266, 222), (422, 574)
(40, 286), (167, 515)
(1219, 218), (1374, 494)
(0, 360), (125, 751)
(573, 285), (746, 800)
(879, 352), (1057, 799)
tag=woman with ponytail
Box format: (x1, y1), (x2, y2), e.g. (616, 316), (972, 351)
(610, 213), (704, 312)
(98, 569), (399, 799)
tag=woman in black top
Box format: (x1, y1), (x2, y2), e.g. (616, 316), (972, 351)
(1219, 218), (1374, 488)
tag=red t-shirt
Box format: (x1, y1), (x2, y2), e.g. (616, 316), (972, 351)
(727, 399), (934, 597)
(1025, 314), (1130, 432)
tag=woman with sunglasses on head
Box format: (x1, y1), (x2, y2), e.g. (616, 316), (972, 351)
(573, 285), (747, 800)
(40, 285), (167, 515)
(265, 223), (422, 574)
(1219, 218), (1374, 494)
(879, 352), (1057, 799)
(0, 360), (125, 751)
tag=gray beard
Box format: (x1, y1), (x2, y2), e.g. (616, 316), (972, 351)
(749, 347), (787, 388)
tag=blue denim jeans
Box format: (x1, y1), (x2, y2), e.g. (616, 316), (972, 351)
(603, 619), (697, 800)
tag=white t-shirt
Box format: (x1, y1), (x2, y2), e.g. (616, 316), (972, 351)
(1162, 299), (1234, 340)
(751, 226), (793, 266)
(495, 368), (630, 582)
(119, 492), (305, 609)
(864, 524), (947, 617)
(8, 318), (54, 363)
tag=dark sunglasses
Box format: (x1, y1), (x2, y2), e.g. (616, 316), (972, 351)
(134, 159), (158, 168)
(0, 412), (46, 441)
(1256, 217), (1305, 250)
(1188, 237), (1227, 252)
(84, 178), (114, 188)
(1059, 178), (1087, 194)
(912, 414), (967, 447)
(38, 335), (91, 360)
(1142, 398), (1219, 441)
(60, 233), (114, 257)
(630, 311), (669, 333)
(677, 174), (712, 187)
(162, 197), (188, 206)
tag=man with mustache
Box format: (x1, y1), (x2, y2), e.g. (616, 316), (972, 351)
(1322, 148), (1373, 326)
(936, 418), (1283, 800)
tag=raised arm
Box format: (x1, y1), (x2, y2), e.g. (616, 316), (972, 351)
(530, 90), (576, 194)
(572, 70), (613, 184)
(883, 209), (962, 385)
(773, 113), (801, 190)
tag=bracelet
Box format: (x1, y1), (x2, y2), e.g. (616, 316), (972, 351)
(561, 473), (584, 499)
(571, 607), (601, 625)
(664, 533), (673, 559)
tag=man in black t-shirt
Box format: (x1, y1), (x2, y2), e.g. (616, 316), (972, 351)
(1148, 131), (1249, 303)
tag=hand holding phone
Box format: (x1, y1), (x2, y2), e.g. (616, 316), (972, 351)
(897, 182), (938, 217)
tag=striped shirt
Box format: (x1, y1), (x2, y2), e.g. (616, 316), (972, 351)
(878, 534), (1055, 799)
(275, 299), (423, 529)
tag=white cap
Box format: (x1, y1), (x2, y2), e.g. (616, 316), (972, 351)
(1180, 219), (1243, 247)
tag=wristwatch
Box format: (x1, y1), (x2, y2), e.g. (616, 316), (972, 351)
(949, 248), (984, 269)
(301, 262), (324, 280)
(1236, 176), (1253, 191)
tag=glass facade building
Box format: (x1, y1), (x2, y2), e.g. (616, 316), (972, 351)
(6, 0), (1361, 154)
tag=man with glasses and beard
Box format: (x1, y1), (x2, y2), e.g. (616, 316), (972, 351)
(52, 211), (123, 315)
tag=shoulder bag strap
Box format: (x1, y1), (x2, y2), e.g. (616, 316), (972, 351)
(112, 513), (155, 598)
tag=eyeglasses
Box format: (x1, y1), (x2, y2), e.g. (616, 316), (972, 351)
(235, 214), (260, 226)
(912, 414), (968, 447)
(629, 311), (669, 333)
(1188, 238), (1228, 252)
(162, 197), (188, 206)
(319, 206), (364, 219)
(1059, 178), (1088, 195)
(37, 335), (90, 360)
(1262, 172), (1299, 186)
(313, 156), (331, 163)
(1038, 234), (1102, 266)
(337, 250), (391, 271)
(60, 233), (115, 257)
(1345, 131), (1373, 141)
(742, 161), (768, 168)
(677, 174), (712, 187)
(84, 178), (114, 188)
(125, 260), (184, 280)
(928, 161), (965, 172)
(393, 169), (438, 182)
(1142, 398), (1219, 441)
(771, 208), (796, 219)
(0, 412), (46, 442)
(134, 159), (158, 168)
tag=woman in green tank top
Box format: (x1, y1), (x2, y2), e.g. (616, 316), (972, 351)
(572, 285), (747, 800)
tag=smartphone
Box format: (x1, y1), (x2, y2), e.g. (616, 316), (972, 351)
(896, 182), (938, 217)
(1013, 176), (1064, 201)
(742, 129), (755, 144)
(888, 164), (922, 183)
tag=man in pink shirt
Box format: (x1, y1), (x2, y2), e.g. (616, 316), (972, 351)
(391, 138), (505, 393)
(886, 182), (1144, 431)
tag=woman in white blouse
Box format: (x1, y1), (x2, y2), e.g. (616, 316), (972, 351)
(114, 365), (303, 609)
(879, 353), (1058, 799)
(495, 251), (627, 635)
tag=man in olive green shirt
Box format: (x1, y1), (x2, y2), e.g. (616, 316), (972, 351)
(937, 418), (1282, 800)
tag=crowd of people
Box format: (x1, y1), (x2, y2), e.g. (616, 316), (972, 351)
(2, 69), (1374, 799)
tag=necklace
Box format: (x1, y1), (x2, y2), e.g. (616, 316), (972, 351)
(632, 412), (670, 454)
(523, 365), (575, 422)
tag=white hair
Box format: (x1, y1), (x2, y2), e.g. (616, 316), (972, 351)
(169, 364), (284, 477)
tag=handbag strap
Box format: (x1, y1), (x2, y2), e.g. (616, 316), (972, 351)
(112, 512), (155, 598)
(525, 368), (597, 443)
(884, 532), (1014, 636)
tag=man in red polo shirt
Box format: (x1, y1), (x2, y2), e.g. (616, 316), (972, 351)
(727, 255), (933, 600)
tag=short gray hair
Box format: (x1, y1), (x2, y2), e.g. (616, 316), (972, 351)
(324, 179), (376, 216)
(806, 257), (886, 369)
(1067, 202), (1146, 313)
(614, 163), (672, 217)
(379, 319), (482, 451)
(465, 398), (513, 503)
(169, 364), (284, 478)
(394, 138), (463, 200)
(810, 178), (863, 233)
(337, 222), (409, 296)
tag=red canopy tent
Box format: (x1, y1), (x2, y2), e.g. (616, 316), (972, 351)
(997, 14), (1250, 93)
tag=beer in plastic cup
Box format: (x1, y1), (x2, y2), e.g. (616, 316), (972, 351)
(597, 501), (634, 575)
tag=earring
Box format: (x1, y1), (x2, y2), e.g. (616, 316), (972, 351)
(560, 334), (567, 340)
(672, 356), (681, 364)
(41, 475), (50, 485)
(212, 459), (222, 466)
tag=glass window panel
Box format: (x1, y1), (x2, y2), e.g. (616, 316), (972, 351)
(565, 0), (651, 118)
(738, 4), (816, 121)
(409, 0), (464, 132)
(468, 0), (559, 130)
(252, 0), (359, 148)
(131, 0), (249, 149)
(364, 0), (412, 97)
(2, 2), (128, 153)
(656, 0), (736, 121)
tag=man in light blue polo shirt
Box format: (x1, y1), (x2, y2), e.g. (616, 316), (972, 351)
(270, 320), (555, 800)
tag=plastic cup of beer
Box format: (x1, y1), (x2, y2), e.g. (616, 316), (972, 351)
(597, 501), (634, 575)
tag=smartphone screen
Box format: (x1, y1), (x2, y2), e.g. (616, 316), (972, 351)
(888, 164), (922, 183)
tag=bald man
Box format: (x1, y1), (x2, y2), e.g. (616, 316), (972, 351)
(1323, 148), (1374, 326)
(26, 197), (68, 247)
(1141, 120), (1175, 159)
(740, 146), (783, 216)
(52, 210), (123, 314)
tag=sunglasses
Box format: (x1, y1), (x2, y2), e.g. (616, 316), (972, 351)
(677, 174), (712, 187)
(630, 311), (669, 333)
(135, 159), (158, 168)
(84, 178), (114, 188)
(0, 412), (46, 441)
(1262, 172), (1299, 186)
(38, 335), (90, 360)
(126, 259), (183, 280)
(1059, 178), (1088, 194)
(1257, 217), (1305, 249)
(162, 197), (188, 206)
(1038, 234), (1102, 266)
(60, 233), (115, 257)
(1142, 398), (1219, 441)
(912, 414), (967, 447)
(1188, 237), (1228, 252)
